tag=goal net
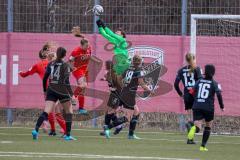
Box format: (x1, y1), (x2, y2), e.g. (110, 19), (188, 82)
(190, 14), (240, 116)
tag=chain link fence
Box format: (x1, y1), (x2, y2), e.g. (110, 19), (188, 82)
(1, 0), (240, 35)
(0, 0), (7, 32)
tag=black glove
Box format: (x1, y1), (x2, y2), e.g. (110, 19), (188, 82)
(96, 19), (106, 28)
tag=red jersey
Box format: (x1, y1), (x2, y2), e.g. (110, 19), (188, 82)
(19, 59), (49, 80)
(70, 46), (91, 79)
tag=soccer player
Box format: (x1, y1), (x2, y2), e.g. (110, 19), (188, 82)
(174, 53), (202, 135)
(32, 47), (76, 141)
(103, 55), (153, 139)
(19, 43), (66, 135)
(99, 60), (123, 136)
(187, 64), (224, 151)
(96, 19), (130, 75)
(70, 26), (100, 114)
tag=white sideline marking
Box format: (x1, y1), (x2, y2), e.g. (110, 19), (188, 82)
(0, 151), (197, 160)
(0, 132), (239, 145)
(0, 141), (13, 144)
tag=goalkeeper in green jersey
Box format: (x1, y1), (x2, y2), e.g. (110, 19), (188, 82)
(96, 19), (130, 75)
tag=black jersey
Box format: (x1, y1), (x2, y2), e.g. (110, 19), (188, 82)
(43, 60), (73, 96)
(119, 65), (143, 107)
(192, 78), (224, 112)
(174, 65), (202, 96)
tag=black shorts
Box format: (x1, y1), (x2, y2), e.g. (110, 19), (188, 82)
(46, 88), (71, 103)
(107, 92), (122, 109)
(107, 92), (135, 110)
(184, 93), (194, 110)
(193, 109), (214, 122)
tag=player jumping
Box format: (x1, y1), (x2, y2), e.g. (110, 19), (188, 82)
(187, 64), (224, 151)
(19, 43), (66, 135)
(32, 47), (76, 141)
(70, 26), (100, 114)
(174, 53), (203, 136)
(96, 19), (130, 75)
(100, 60), (124, 136)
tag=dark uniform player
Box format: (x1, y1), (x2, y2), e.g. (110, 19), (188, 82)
(187, 64), (224, 151)
(103, 55), (153, 139)
(32, 47), (76, 141)
(174, 53), (202, 131)
(99, 60), (124, 136)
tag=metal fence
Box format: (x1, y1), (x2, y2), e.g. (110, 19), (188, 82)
(1, 0), (240, 35)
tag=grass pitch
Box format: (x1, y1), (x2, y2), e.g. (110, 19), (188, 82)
(0, 127), (239, 160)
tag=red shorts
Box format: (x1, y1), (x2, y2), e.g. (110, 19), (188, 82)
(73, 69), (88, 80)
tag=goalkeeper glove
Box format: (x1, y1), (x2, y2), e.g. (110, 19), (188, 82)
(96, 19), (106, 28)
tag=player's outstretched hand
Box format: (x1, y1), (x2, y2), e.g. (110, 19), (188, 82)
(96, 19), (105, 28)
(19, 71), (26, 78)
(71, 26), (84, 38)
(221, 108), (225, 112)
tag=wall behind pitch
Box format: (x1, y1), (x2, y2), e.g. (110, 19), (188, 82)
(0, 33), (239, 116)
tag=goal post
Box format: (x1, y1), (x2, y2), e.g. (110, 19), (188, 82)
(189, 14), (240, 116)
(190, 14), (240, 55)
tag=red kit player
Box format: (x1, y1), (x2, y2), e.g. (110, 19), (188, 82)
(70, 26), (100, 114)
(19, 42), (66, 136)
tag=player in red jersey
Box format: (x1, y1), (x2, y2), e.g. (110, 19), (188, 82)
(19, 42), (66, 136)
(70, 26), (100, 114)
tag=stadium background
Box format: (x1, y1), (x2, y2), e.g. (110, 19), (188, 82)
(0, 0), (240, 133)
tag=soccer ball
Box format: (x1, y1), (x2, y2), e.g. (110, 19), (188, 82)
(93, 5), (104, 16)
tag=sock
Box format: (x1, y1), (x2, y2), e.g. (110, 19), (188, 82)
(104, 113), (114, 126)
(74, 87), (82, 97)
(35, 112), (48, 132)
(108, 116), (128, 129)
(187, 125), (200, 140)
(111, 115), (123, 129)
(78, 95), (85, 109)
(185, 121), (194, 132)
(129, 115), (139, 136)
(65, 113), (73, 136)
(55, 113), (66, 134)
(201, 127), (211, 147)
(48, 112), (56, 132)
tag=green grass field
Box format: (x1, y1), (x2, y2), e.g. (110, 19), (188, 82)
(0, 127), (239, 160)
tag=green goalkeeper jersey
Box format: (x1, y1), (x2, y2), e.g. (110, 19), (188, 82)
(99, 27), (130, 75)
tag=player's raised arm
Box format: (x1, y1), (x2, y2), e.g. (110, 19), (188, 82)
(104, 26), (125, 42)
(96, 19), (117, 44)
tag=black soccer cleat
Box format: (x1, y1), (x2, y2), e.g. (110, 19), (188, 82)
(113, 126), (123, 135)
(99, 131), (105, 136)
(48, 130), (57, 136)
(187, 139), (196, 144)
